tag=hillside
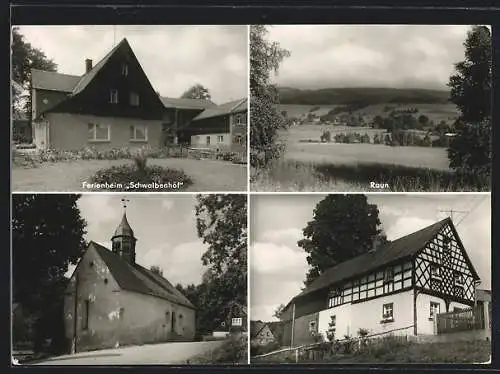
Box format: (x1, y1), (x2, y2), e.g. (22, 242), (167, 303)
(277, 87), (451, 106)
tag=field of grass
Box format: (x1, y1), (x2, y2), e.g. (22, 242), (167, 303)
(252, 339), (491, 364)
(286, 142), (450, 171)
(276, 104), (343, 118)
(251, 159), (490, 192)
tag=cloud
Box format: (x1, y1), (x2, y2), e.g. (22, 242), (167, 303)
(267, 24), (475, 90)
(251, 242), (308, 274)
(138, 241), (207, 286)
(261, 228), (302, 243)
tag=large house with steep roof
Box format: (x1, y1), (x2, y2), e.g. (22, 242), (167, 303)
(63, 212), (196, 353)
(279, 218), (486, 347)
(30, 38), (246, 152)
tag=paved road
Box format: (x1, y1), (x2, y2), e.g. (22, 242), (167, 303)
(29, 341), (226, 365)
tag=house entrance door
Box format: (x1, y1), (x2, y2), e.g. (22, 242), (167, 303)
(33, 120), (49, 150)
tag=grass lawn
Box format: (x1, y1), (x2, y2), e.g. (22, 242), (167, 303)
(251, 159), (490, 192)
(286, 142), (451, 171)
(12, 158), (247, 192)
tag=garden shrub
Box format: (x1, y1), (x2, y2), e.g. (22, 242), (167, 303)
(90, 157), (193, 191)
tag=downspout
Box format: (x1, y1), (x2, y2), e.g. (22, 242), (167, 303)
(290, 302), (296, 347)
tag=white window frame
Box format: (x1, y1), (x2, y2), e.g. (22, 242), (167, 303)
(130, 92), (140, 106)
(217, 135), (224, 143)
(454, 271), (464, 286)
(382, 302), (394, 321)
(129, 125), (148, 142)
(88, 123), (111, 142)
(430, 302), (440, 319)
(110, 89), (119, 104)
(206, 136), (211, 145)
(231, 317), (242, 326)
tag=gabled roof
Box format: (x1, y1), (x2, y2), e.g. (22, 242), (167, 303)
(160, 96), (216, 110)
(30, 38), (213, 113)
(250, 320), (267, 338)
(31, 69), (80, 92)
(297, 218), (453, 299)
(70, 38), (127, 97)
(268, 321), (284, 338)
(90, 241), (195, 309)
(192, 98), (247, 121)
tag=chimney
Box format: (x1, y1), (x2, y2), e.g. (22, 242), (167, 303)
(85, 59), (93, 73)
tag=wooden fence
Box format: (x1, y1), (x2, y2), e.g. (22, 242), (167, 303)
(436, 306), (484, 334)
(252, 325), (414, 363)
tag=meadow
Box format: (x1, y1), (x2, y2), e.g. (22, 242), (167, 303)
(251, 124), (489, 192)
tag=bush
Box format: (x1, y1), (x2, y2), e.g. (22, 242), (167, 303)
(251, 340), (281, 356)
(90, 164), (192, 191)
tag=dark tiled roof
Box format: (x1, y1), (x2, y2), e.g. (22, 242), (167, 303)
(297, 218), (452, 298)
(31, 69), (80, 92)
(192, 98), (247, 121)
(91, 241), (195, 309)
(112, 213), (135, 238)
(160, 97), (216, 110)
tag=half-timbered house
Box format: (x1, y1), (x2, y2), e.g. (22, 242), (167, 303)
(279, 217), (482, 347)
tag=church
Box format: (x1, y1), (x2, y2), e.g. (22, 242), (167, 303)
(63, 211), (196, 353)
(279, 217), (488, 346)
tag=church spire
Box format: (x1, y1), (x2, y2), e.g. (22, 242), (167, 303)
(111, 198), (137, 264)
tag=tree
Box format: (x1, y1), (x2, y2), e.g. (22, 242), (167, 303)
(194, 194), (247, 331)
(150, 265), (163, 277)
(11, 27), (58, 123)
(297, 195), (387, 287)
(181, 83), (211, 100)
(250, 25), (291, 169)
(273, 304), (285, 320)
(373, 115), (384, 129)
(12, 194), (87, 352)
(447, 26), (492, 176)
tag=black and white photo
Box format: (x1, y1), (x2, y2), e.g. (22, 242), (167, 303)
(250, 194), (491, 363)
(11, 25), (248, 192)
(12, 194), (248, 365)
(250, 25), (492, 192)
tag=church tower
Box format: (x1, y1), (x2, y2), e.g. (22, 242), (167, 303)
(111, 199), (137, 264)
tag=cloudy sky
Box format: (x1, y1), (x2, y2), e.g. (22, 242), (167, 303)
(16, 25), (248, 104)
(267, 25), (482, 90)
(250, 193), (491, 322)
(66, 194), (210, 286)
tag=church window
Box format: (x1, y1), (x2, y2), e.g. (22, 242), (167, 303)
(82, 300), (90, 330)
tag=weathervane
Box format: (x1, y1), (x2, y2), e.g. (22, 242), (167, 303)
(439, 209), (468, 222)
(121, 198), (130, 211)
